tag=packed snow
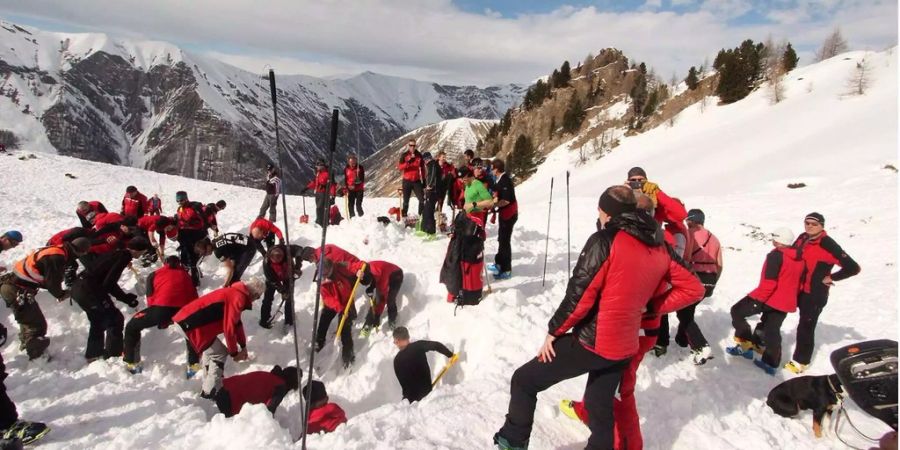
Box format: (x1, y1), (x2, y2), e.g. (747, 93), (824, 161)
(0, 49), (896, 450)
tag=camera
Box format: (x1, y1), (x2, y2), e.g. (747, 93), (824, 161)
(628, 180), (643, 190)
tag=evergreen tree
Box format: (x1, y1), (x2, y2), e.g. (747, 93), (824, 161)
(630, 71), (648, 117)
(508, 135), (544, 180)
(500, 109), (512, 135)
(548, 116), (556, 139)
(559, 61), (571, 85)
(685, 66), (700, 90)
(782, 43), (799, 72)
(642, 88), (660, 117)
(715, 39), (767, 103)
(550, 69), (561, 88)
(562, 95), (586, 134)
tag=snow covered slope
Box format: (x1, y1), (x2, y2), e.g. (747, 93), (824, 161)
(0, 48), (895, 450)
(0, 18), (523, 192)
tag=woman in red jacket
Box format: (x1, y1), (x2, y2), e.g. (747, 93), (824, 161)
(726, 227), (806, 375)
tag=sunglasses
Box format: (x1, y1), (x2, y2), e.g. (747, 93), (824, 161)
(628, 177), (646, 182)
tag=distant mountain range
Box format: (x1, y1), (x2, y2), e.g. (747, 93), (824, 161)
(0, 19), (524, 192)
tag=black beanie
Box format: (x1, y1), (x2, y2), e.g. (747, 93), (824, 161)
(627, 167), (647, 178)
(598, 187), (636, 217)
(303, 380), (327, 404)
(272, 365), (301, 391)
(805, 212), (825, 225)
(687, 209), (705, 225)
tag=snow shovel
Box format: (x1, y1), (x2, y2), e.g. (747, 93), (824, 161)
(299, 195), (309, 224)
(432, 353), (460, 387)
(334, 262), (367, 344)
(395, 188), (403, 222)
(343, 189), (350, 220)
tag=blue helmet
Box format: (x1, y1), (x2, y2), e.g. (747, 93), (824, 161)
(2, 230), (23, 242)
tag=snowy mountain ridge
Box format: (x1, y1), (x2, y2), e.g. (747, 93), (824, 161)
(0, 18), (523, 191)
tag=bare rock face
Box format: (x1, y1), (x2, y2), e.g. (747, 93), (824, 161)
(1, 20), (523, 193)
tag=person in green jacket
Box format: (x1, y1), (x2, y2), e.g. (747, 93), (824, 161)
(460, 167), (495, 223)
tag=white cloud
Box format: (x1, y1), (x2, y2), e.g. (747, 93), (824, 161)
(0, 0), (895, 85)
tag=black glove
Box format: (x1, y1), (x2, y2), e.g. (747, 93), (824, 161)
(123, 293), (139, 308)
(0, 323), (7, 347)
(300, 187), (310, 195)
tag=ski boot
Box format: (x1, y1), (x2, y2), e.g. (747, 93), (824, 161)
(342, 353), (355, 370)
(258, 319), (273, 330)
(359, 326), (373, 339)
(652, 345), (667, 357)
(494, 271), (512, 280)
(725, 338), (754, 359)
(558, 399), (581, 421)
(493, 432), (528, 450)
(185, 363), (201, 379)
(691, 346), (713, 365)
(125, 362), (143, 375)
(754, 359), (777, 375)
(1, 421), (49, 445)
(783, 360), (808, 374)
(486, 264), (501, 275)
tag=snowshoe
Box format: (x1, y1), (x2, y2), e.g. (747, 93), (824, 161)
(754, 359), (777, 375)
(2, 421), (49, 445)
(652, 345), (667, 357)
(493, 271), (512, 280)
(185, 363), (201, 380)
(125, 362), (143, 375)
(486, 264), (501, 275)
(422, 233), (438, 242)
(493, 432), (528, 450)
(783, 360), (808, 374)
(558, 399), (580, 421)
(691, 346), (713, 365)
(359, 326), (373, 339)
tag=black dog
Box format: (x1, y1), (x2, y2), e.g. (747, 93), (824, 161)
(767, 374), (843, 437)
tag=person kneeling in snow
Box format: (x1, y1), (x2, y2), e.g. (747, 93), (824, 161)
(71, 237), (150, 362)
(359, 260), (404, 336)
(123, 256), (199, 376)
(493, 186), (703, 450)
(725, 227), (805, 375)
(259, 245), (304, 329)
(215, 365), (300, 417)
(303, 380), (347, 434)
(392, 327), (455, 403)
(173, 278), (265, 398)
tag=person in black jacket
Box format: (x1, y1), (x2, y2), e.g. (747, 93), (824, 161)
(392, 327), (455, 402)
(259, 245), (303, 329)
(0, 323), (50, 445)
(71, 237), (150, 361)
(421, 152), (442, 236)
(487, 159), (517, 280)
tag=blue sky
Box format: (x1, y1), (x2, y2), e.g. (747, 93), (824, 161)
(0, 1), (896, 85)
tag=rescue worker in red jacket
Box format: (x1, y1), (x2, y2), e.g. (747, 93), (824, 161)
(397, 139), (425, 217)
(727, 227), (806, 375)
(173, 278), (265, 398)
(625, 167), (687, 231)
(249, 217), (284, 258)
(89, 213), (137, 255)
(76, 200), (108, 229)
(784, 212), (860, 374)
(123, 256), (200, 375)
(259, 245), (303, 329)
(300, 244), (366, 277)
(313, 259), (357, 369)
(303, 160), (333, 227)
(136, 216), (178, 263)
(71, 237), (149, 361)
(359, 260), (404, 336)
(46, 227), (91, 287)
(121, 185), (148, 218)
(344, 155), (366, 218)
(215, 365), (299, 417)
(493, 185), (704, 450)
(174, 191), (208, 286)
(147, 194), (162, 216)
(203, 200), (226, 237)
(1, 237), (91, 359)
(303, 380), (347, 434)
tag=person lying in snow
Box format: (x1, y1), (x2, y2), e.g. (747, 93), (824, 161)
(303, 380), (347, 434)
(214, 365), (300, 417)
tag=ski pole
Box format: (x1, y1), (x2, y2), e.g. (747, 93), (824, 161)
(432, 353), (460, 387)
(566, 171), (571, 282)
(334, 262), (367, 344)
(541, 178), (554, 287)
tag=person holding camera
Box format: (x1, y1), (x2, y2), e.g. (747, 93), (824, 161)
(397, 139), (425, 217)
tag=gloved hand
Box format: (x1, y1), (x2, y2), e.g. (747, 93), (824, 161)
(56, 290), (70, 303)
(123, 293), (139, 308)
(0, 323), (7, 347)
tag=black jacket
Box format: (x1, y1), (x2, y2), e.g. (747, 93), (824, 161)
(424, 160), (442, 193)
(262, 244), (304, 291)
(77, 250), (133, 304)
(393, 340), (453, 402)
(439, 213), (484, 304)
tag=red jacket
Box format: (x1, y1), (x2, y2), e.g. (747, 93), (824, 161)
(121, 191), (148, 217)
(176, 202), (206, 231)
(77, 201), (108, 227)
(146, 265), (198, 308)
(138, 216), (178, 247)
(315, 245), (364, 276)
(653, 189), (687, 228)
(173, 282), (253, 355)
(307, 168), (331, 194)
(792, 231), (860, 295)
(307, 403), (347, 434)
(322, 272), (355, 313)
(344, 165), (365, 192)
(47, 227), (90, 246)
(548, 213), (704, 360)
(748, 247), (806, 313)
(91, 212), (127, 254)
(397, 150), (424, 182)
(367, 260), (401, 300)
(249, 218), (284, 241)
(221, 371), (285, 416)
